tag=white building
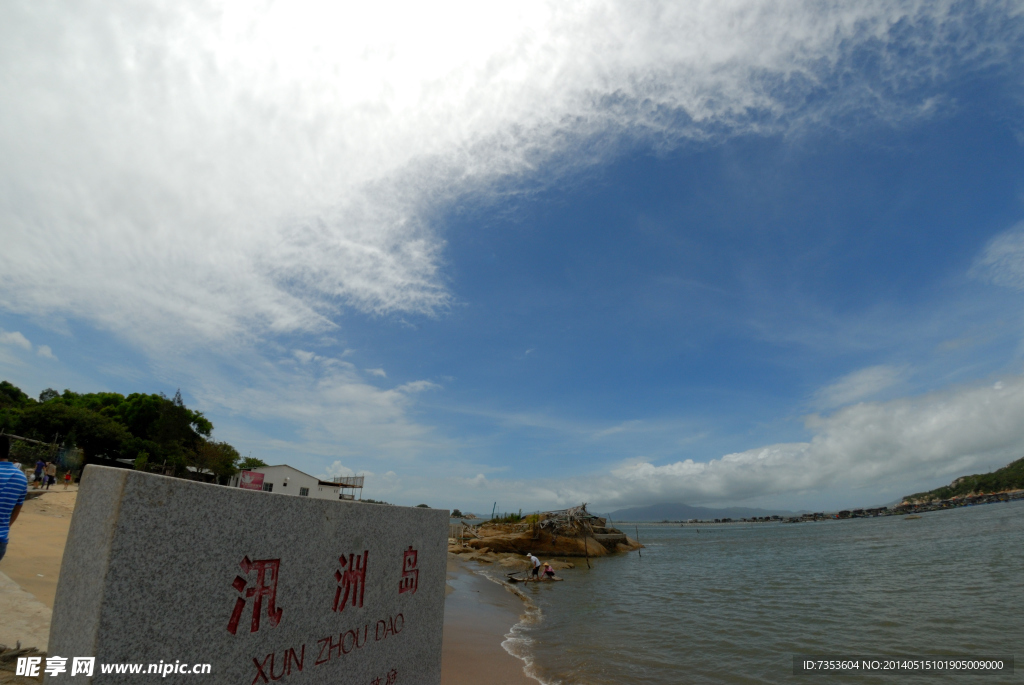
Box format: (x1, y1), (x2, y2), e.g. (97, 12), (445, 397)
(227, 465), (364, 501)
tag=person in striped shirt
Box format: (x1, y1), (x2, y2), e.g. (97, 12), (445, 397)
(0, 440), (29, 563)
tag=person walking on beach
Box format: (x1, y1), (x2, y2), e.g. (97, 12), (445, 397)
(1, 447), (29, 563)
(63, 471), (72, 489)
(528, 553), (541, 580)
(44, 461), (56, 489)
(33, 459), (45, 489)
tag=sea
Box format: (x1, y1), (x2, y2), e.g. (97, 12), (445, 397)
(478, 500), (1024, 684)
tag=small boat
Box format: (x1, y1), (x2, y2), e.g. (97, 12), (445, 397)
(506, 573), (562, 583)
(905, 515), (922, 520)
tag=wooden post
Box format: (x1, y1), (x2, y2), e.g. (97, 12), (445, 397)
(635, 524), (642, 559)
(582, 522), (591, 569)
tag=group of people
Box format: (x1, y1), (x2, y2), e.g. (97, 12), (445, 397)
(527, 553), (558, 581)
(0, 444), (77, 562)
(30, 459), (70, 490)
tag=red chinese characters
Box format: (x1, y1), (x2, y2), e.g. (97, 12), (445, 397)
(399, 546), (418, 595)
(369, 669), (398, 685)
(228, 556), (284, 635)
(333, 550), (368, 611)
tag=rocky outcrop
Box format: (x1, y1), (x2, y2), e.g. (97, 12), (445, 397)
(456, 514), (642, 558)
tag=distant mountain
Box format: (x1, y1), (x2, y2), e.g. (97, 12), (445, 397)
(604, 502), (801, 522)
(903, 456), (1024, 504)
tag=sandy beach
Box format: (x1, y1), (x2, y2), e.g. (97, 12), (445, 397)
(0, 487), (534, 684)
(441, 557), (535, 685)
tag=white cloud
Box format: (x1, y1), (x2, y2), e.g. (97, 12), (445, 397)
(459, 474), (489, 489)
(1, 1), (1020, 512)
(0, 330), (32, 351)
(593, 420), (645, 438)
(610, 375), (1024, 505)
(36, 345), (57, 360)
(1, 1), (1019, 351)
(184, 346), (454, 466)
(293, 350), (317, 364)
(395, 380), (440, 394)
(451, 374), (1024, 511)
(813, 365), (904, 408)
(971, 221), (1024, 289)
(365, 368), (387, 378)
(320, 461), (372, 479)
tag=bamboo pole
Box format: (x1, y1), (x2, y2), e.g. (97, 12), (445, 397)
(582, 522), (591, 569)
(0, 430), (59, 448)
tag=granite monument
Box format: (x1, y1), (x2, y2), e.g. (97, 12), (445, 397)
(48, 466), (448, 684)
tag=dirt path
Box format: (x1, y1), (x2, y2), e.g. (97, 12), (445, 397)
(0, 488), (77, 609)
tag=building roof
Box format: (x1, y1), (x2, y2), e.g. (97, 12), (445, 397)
(245, 464), (360, 489)
(248, 464), (335, 486)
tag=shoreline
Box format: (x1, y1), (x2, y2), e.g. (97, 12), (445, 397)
(441, 556), (538, 685)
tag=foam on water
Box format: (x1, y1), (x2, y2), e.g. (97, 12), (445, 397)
(469, 566), (551, 685)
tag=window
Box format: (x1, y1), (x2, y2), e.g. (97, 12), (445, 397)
(299, 487), (309, 497)
(262, 482), (273, 492)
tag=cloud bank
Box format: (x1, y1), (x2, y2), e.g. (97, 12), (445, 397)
(2, 0), (1021, 349)
(467, 374), (1024, 511)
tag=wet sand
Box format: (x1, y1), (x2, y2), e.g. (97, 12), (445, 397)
(441, 557), (535, 685)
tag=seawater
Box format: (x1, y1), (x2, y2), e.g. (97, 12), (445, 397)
(481, 500), (1024, 684)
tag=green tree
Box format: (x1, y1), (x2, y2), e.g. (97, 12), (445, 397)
(239, 456), (268, 470)
(17, 402), (131, 458)
(1, 379), (243, 483)
(1, 381), (33, 408)
(0, 381), (28, 434)
(188, 441), (241, 483)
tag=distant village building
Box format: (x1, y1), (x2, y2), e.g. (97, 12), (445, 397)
(227, 464), (364, 501)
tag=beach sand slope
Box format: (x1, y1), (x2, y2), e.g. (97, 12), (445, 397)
(441, 557), (535, 685)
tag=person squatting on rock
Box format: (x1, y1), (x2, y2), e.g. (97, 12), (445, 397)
(0, 439), (29, 563)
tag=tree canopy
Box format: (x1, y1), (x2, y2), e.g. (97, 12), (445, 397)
(0, 380), (242, 482)
(904, 456), (1024, 503)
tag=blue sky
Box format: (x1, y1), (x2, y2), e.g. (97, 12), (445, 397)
(3, 1), (1024, 513)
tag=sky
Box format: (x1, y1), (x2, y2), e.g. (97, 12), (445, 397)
(3, 0), (1024, 514)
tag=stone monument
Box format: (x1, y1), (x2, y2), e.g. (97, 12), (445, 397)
(48, 466), (448, 684)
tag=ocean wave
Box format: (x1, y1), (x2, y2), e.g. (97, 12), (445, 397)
(471, 565), (553, 685)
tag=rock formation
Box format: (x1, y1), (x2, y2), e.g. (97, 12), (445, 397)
(449, 505), (642, 558)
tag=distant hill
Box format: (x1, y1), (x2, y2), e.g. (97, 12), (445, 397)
(604, 502), (800, 522)
(903, 456), (1024, 504)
